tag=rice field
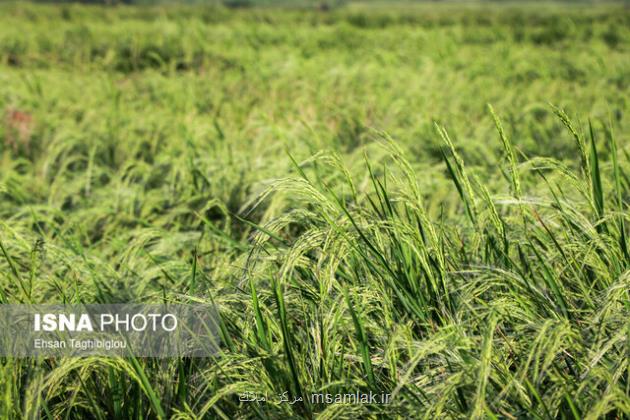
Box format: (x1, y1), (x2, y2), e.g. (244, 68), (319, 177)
(0, 1), (629, 418)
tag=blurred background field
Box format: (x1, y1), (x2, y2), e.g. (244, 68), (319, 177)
(0, 1), (629, 418)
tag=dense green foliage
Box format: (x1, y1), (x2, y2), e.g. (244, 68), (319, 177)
(1, 2), (629, 418)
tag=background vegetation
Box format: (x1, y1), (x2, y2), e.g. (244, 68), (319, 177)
(0, 1), (629, 418)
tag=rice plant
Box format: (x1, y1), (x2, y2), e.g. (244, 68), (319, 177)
(0, 1), (629, 418)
